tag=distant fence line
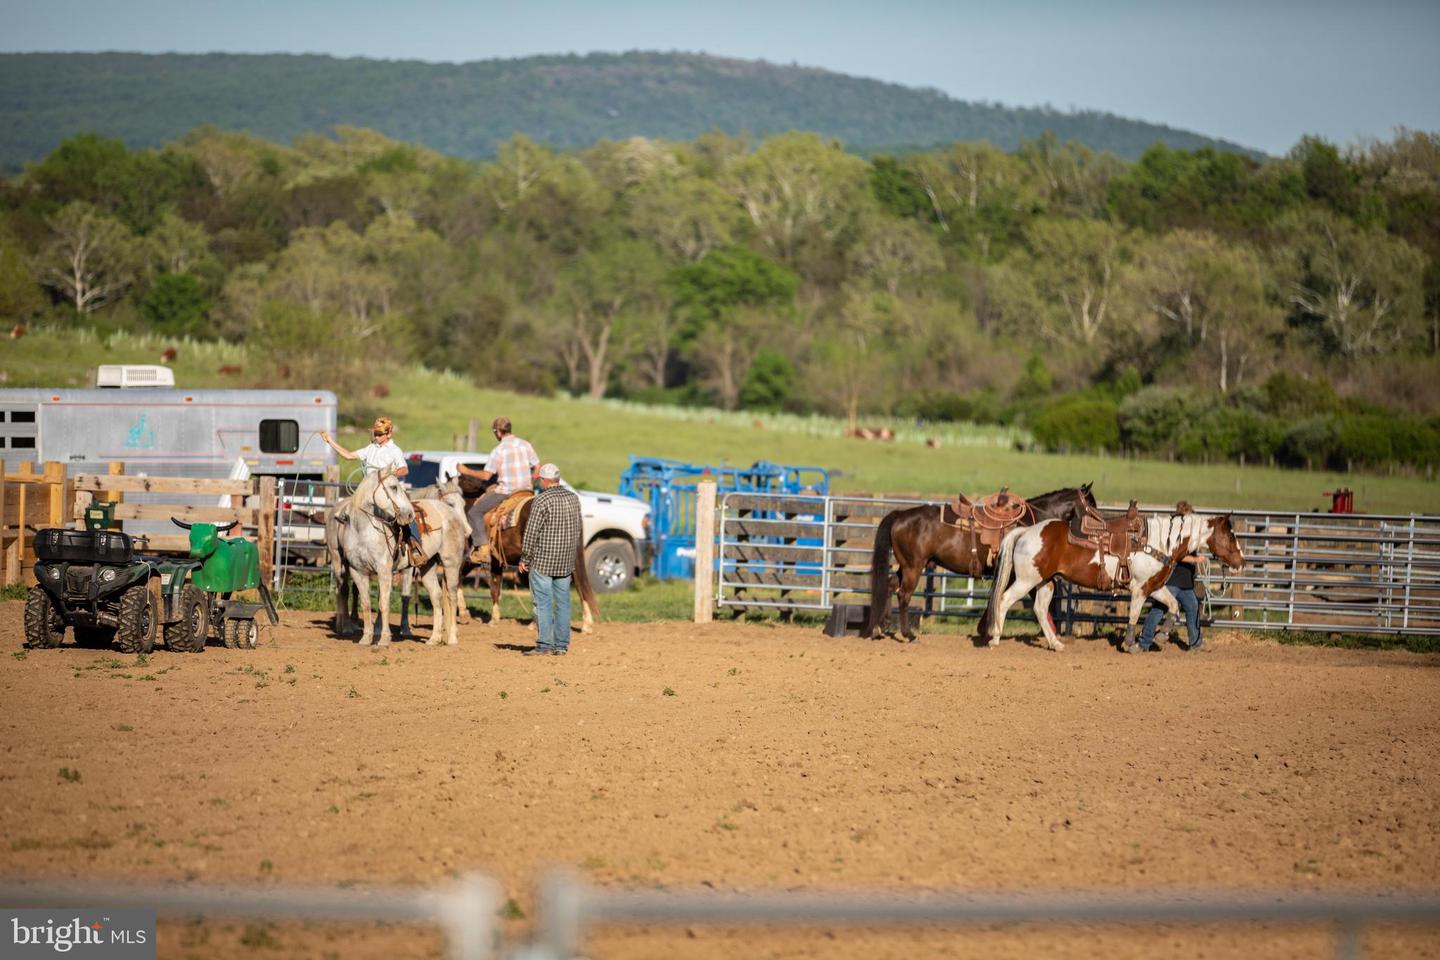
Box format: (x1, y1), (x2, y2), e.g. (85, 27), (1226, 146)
(2, 873), (1437, 960)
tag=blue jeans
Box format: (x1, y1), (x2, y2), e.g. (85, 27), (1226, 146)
(530, 572), (572, 651)
(1139, 586), (1201, 650)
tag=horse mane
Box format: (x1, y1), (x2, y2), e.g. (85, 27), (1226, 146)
(1147, 512), (1207, 553)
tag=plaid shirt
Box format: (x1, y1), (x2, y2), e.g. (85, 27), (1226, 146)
(486, 434), (539, 494)
(521, 485), (583, 578)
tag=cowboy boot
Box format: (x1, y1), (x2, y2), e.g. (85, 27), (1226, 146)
(407, 540), (426, 568)
(468, 543), (490, 566)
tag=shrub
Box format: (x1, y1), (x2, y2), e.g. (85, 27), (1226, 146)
(739, 350), (797, 412)
(1031, 396), (1120, 452)
(1117, 386), (1203, 454)
(1279, 416), (1339, 469)
(1333, 415), (1392, 468)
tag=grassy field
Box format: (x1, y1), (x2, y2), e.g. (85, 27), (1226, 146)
(5, 327), (1439, 514)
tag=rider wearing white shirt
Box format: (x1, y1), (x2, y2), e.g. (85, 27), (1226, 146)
(321, 417), (424, 566)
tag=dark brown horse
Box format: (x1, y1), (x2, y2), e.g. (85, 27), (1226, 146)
(863, 484), (1095, 641)
(480, 496), (600, 634)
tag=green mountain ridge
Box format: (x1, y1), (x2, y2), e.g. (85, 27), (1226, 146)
(0, 50), (1260, 172)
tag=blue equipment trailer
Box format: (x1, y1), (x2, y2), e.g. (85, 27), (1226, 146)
(618, 456), (829, 579)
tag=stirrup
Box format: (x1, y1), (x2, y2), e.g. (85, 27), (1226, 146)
(468, 545), (490, 566)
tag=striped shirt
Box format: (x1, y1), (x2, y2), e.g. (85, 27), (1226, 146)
(521, 485), (583, 578)
(486, 434), (539, 494)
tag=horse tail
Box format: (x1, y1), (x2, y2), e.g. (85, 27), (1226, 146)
(573, 539), (600, 632)
(978, 525), (1021, 639)
(862, 511), (899, 638)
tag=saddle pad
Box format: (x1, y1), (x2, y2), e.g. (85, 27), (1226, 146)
(485, 491), (534, 532)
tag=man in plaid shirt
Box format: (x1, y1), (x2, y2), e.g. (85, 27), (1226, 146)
(458, 416), (539, 564)
(520, 463), (583, 655)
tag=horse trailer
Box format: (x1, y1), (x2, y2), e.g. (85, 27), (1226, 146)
(0, 388), (337, 480)
(0, 387), (338, 542)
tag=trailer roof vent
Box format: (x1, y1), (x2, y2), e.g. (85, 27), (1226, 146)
(96, 365), (176, 388)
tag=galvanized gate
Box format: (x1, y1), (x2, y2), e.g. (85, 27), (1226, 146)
(717, 493), (1440, 635)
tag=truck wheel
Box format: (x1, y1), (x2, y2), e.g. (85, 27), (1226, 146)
(223, 618), (259, 650)
(164, 585), (208, 653)
(585, 538), (636, 594)
(115, 583), (157, 655)
(23, 587), (65, 649)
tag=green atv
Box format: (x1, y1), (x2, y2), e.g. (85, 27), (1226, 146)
(26, 526), (162, 653)
(25, 517), (279, 653)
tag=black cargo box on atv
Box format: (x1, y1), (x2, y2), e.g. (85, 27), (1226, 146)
(34, 528), (135, 565)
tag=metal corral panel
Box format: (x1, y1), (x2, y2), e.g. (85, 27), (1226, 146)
(716, 492), (1440, 635)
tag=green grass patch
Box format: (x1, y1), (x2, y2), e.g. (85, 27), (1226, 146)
(1275, 630), (1440, 653)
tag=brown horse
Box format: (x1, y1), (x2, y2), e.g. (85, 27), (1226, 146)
(981, 510), (1245, 652)
(480, 496), (600, 634)
(863, 484), (1096, 641)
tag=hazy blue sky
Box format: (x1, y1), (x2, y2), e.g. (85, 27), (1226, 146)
(4, 0), (1437, 155)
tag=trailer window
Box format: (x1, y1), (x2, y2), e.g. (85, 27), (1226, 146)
(10, 410), (34, 423)
(259, 419), (300, 454)
(10, 436), (34, 449)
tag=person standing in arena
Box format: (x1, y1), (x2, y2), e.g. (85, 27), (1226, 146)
(519, 463), (582, 656)
(457, 416), (539, 565)
(1128, 501), (1205, 653)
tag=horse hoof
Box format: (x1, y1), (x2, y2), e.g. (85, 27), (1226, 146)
(446, 638), (459, 646)
(986, 637), (1000, 648)
(579, 624), (593, 635)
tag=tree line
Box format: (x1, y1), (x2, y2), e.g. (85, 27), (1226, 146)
(0, 125), (1437, 472)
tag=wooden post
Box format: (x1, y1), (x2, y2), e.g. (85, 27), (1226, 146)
(15, 461), (29, 575)
(257, 475), (277, 587)
(45, 462), (66, 528)
(692, 481), (717, 623)
(104, 462), (124, 530)
(0, 459), (9, 587)
(466, 418), (480, 453)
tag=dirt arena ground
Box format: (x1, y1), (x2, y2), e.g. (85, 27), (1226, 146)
(1, 602), (1437, 959)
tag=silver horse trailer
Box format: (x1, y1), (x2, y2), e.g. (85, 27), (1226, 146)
(0, 388), (338, 540)
(0, 388), (337, 479)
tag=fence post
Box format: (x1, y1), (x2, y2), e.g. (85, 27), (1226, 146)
(104, 462), (125, 529)
(467, 418), (480, 453)
(15, 461), (30, 576)
(693, 481), (717, 623)
(0, 459), (9, 586)
(45, 461), (66, 529)
(257, 475), (277, 587)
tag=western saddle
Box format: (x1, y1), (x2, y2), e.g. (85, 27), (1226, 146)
(941, 488), (1034, 575)
(1068, 500), (1150, 590)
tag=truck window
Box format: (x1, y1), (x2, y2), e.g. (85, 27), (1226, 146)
(405, 460), (441, 488)
(259, 419), (299, 454)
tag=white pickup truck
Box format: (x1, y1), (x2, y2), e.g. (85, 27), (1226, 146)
(403, 450), (651, 593)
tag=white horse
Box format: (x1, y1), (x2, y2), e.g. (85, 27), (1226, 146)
(405, 478), (472, 627)
(981, 511), (1245, 652)
(336, 467), (417, 646)
(400, 492), (469, 646)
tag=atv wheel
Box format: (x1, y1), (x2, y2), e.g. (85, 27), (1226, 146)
(223, 618), (259, 650)
(23, 587), (65, 649)
(115, 582), (157, 654)
(164, 585), (208, 653)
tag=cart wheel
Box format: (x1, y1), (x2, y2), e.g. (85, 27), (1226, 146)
(164, 585), (208, 653)
(224, 618), (260, 650)
(115, 582), (157, 655)
(23, 587), (65, 649)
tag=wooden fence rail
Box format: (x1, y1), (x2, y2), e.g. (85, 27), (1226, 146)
(70, 469), (276, 583)
(0, 461), (70, 586)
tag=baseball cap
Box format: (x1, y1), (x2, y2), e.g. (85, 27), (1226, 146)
(537, 463), (560, 480)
